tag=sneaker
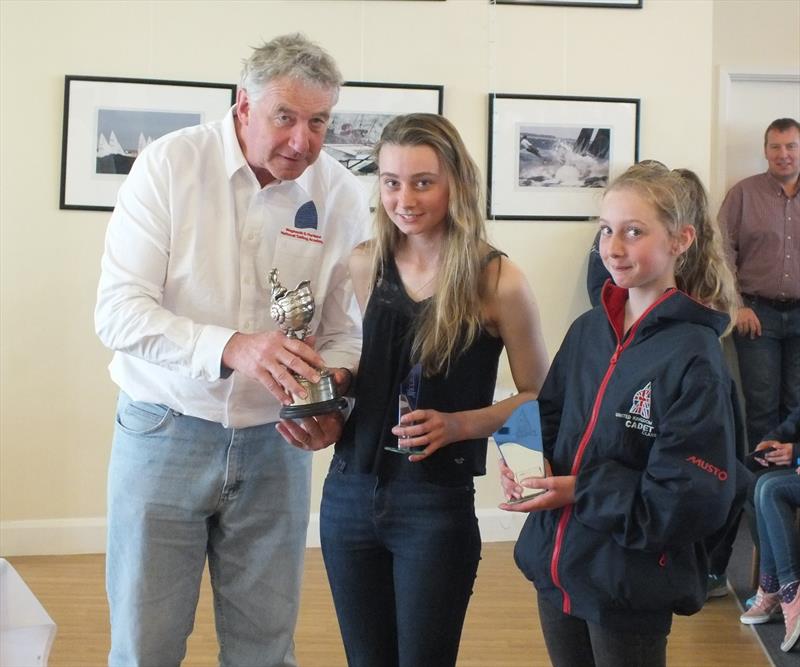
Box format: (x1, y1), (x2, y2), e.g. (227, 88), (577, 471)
(780, 587), (800, 652)
(707, 573), (729, 599)
(741, 588), (782, 625)
(745, 593), (756, 609)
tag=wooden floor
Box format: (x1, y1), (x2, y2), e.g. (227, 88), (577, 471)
(8, 543), (768, 667)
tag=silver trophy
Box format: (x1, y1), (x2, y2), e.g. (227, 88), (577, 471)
(269, 268), (347, 419)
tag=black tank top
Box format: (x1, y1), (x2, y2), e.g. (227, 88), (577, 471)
(334, 251), (505, 484)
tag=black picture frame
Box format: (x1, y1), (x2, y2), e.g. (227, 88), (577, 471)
(487, 93), (640, 221)
(324, 81), (444, 201)
(60, 75), (236, 211)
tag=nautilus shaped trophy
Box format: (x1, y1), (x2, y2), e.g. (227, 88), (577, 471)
(269, 268), (347, 419)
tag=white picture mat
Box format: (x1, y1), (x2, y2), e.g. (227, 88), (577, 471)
(63, 79), (234, 209)
(490, 97), (638, 219)
(499, 0), (639, 5)
(335, 86), (440, 114)
(328, 83), (442, 203)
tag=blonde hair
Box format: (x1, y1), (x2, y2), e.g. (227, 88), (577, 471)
(370, 113), (489, 376)
(606, 163), (738, 333)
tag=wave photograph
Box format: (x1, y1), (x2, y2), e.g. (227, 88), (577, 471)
(517, 125), (611, 188)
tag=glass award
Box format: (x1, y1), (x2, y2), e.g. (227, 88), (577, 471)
(493, 400), (547, 503)
(384, 362), (426, 455)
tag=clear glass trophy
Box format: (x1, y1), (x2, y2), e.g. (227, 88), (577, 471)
(384, 362), (426, 455)
(494, 400), (547, 503)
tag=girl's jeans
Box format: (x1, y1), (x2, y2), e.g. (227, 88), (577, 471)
(320, 460), (481, 667)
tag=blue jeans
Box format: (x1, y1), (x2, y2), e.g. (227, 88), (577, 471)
(319, 460), (481, 667)
(734, 296), (800, 449)
(537, 595), (667, 667)
(754, 469), (800, 585)
(106, 393), (312, 667)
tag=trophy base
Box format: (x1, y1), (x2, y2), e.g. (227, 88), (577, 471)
(279, 370), (347, 419)
(280, 397), (348, 419)
(383, 445), (427, 455)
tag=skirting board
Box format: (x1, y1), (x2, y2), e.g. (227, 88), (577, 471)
(0, 509), (527, 557)
(0, 518), (108, 557)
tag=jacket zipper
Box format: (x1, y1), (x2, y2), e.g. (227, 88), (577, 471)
(550, 347), (620, 614)
(549, 289), (677, 615)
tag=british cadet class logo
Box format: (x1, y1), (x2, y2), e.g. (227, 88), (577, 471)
(615, 381), (656, 437)
(629, 381), (651, 419)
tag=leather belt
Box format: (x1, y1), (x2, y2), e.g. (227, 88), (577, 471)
(742, 294), (800, 311)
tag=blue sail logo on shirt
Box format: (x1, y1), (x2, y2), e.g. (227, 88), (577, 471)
(280, 200), (323, 244)
(295, 201), (318, 229)
(614, 381), (656, 438)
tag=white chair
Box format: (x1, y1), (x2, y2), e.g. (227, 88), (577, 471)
(0, 558), (57, 667)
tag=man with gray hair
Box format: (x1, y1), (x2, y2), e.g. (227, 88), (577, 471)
(96, 33), (369, 666)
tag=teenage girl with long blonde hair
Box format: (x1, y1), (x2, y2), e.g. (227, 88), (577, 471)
(319, 113), (549, 667)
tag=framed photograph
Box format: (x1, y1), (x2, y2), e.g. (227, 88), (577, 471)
(324, 81), (444, 201)
(487, 94), (640, 220)
(494, 0), (641, 8)
(60, 75), (236, 211)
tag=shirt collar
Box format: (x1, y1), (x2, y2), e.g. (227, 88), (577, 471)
(222, 105), (313, 200)
(764, 170), (800, 198)
(222, 106), (249, 180)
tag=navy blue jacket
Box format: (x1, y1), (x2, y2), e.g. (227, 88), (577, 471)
(515, 283), (740, 634)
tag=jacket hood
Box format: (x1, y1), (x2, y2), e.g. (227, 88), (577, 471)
(600, 280), (730, 343)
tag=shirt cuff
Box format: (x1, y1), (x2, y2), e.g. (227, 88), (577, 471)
(193, 324), (238, 381)
(321, 351), (360, 375)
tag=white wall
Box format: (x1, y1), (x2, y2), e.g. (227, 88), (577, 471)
(1, 0), (797, 555)
(710, 0), (800, 211)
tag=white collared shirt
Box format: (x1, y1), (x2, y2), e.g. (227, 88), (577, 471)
(95, 110), (370, 428)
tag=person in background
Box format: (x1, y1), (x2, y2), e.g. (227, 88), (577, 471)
(739, 407), (800, 653)
(502, 163), (741, 667)
(718, 118), (800, 452)
(287, 113), (549, 667)
(95, 34), (370, 666)
(586, 229), (609, 308)
(751, 406), (800, 471)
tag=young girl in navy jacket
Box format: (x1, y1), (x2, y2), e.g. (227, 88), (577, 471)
(501, 163), (741, 667)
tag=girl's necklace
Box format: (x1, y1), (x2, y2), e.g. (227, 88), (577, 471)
(403, 272), (437, 298)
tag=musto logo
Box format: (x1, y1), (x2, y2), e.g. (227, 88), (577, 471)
(686, 455), (728, 481)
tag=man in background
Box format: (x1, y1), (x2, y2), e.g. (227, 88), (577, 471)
(719, 117), (800, 453)
(95, 33), (369, 666)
